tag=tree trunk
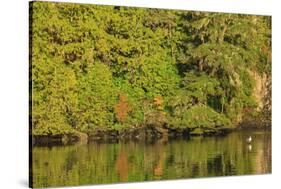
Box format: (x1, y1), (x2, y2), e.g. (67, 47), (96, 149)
(198, 59), (204, 72)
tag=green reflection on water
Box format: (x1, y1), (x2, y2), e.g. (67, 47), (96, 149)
(31, 131), (271, 188)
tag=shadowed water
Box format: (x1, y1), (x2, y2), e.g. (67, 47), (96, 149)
(31, 130), (271, 188)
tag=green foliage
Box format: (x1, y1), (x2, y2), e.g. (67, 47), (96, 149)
(182, 105), (232, 129)
(75, 63), (117, 132)
(30, 2), (271, 136)
(134, 55), (180, 97)
(182, 72), (223, 105)
(167, 105), (232, 130)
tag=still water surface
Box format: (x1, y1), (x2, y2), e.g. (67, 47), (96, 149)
(32, 130), (271, 187)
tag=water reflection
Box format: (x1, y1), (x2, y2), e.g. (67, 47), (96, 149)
(31, 131), (271, 188)
(248, 144), (252, 152)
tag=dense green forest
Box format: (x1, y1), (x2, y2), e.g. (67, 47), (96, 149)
(30, 2), (271, 138)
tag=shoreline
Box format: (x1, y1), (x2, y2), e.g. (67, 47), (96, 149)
(31, 125), (270, 146)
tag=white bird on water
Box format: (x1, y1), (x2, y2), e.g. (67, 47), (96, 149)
(246, 136), (252, 143)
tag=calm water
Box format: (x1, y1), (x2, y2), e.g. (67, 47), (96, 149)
(31, 130), (271, 188)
